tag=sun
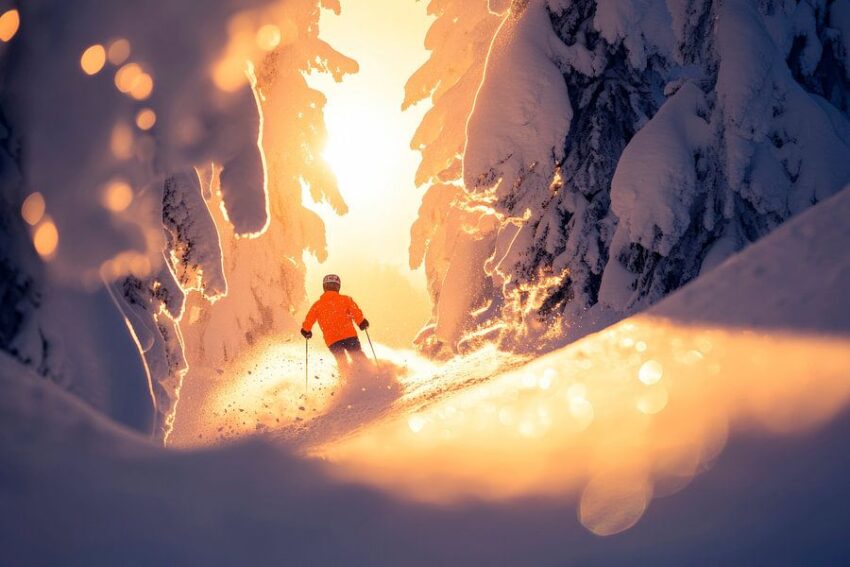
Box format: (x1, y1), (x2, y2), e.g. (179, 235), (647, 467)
(321, 99), (396, 206)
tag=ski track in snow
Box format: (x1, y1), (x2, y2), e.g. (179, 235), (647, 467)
(170, 339), (528, 450)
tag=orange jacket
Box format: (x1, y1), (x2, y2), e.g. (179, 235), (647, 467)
(302, 291), (365, 346)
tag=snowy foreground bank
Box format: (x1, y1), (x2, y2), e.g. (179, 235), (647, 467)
(3, 188), (850, 564)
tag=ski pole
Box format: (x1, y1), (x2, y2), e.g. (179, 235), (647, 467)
(364, 328), (379, 366)
(305, 337), (309, 395)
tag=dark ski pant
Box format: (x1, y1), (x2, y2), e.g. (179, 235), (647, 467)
(328, 336), (369, 378)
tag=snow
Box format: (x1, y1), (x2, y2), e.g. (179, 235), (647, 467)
(414, 0), (850, 352)
(325, 186), (850, 508)
(0, 0), (280, 436)
(463, 0), (572, 201)
(0, 0), (355, 438)
(405, 0), (501, 354)
(3, 0), (850, 560)
(161, 170), (227, 299)
(607, 81), (711, 258)
(5, 0), (274, 282)
(4, 182), (850, 562)
(592, 0), (674, 70)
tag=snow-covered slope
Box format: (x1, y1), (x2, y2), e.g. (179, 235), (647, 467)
(3, 183), (850, 564)
(326, 183), (850, 512)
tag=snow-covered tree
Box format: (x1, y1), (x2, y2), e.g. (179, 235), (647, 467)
(404, 0), (500, 357)
(0, 0), (352, 439)
(178, 0), (357, 373)
(412, 0), (850, 354)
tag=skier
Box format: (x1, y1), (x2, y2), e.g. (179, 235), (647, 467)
(301, 274), (371, 379)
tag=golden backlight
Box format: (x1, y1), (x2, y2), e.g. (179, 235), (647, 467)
(171, 309), (850, 537)
(161, 2), (850, 542)
(318, 316), (850, 535)
(302, 0), (434, 348)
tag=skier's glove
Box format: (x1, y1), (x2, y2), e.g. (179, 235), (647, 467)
(301, 329), (312, 339)
(359, 319), (370, 331)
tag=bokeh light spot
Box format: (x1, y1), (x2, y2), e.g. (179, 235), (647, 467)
(115, 63), (142, 93)
(638, 360), (663, 385)
(520, 373), (536, 389)
(567, 383), (587, 400)
(21, 192), (46, 226)
(110, 122), (134, 159)
(637, 386), (669, 415)
(256, 24), (281, 51)
(580, 473), (652, 536)
(540, 368), (556, 390)
(0, 9), (20, 42)
(408, 415), (426, 434)
(33, 218), (59, 258)
(569, 396), (594, 429)
(129, 73), (153, 100)
(212, 57), (247, 92)
(80, 44), (106, 75)
(102, 180), (134, 212)
(135, 108), (156, 130)
(498, 407), (514, 426)
(107, 38), (131, 65)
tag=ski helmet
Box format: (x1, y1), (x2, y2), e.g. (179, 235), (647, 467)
(323, 274), (341, 291)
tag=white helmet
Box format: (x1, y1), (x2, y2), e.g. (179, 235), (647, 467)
(323, 274), (341, 290)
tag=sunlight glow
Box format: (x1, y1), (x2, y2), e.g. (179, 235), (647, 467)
(321, 106), (398, 192)
(636, 385), (668, 415)
(256, 24), (281, 51)
(300, 0), (434, 348)
(568, 396), (594, 427)
(319, 315), (850, 540)
(408, 415), (427, 433)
